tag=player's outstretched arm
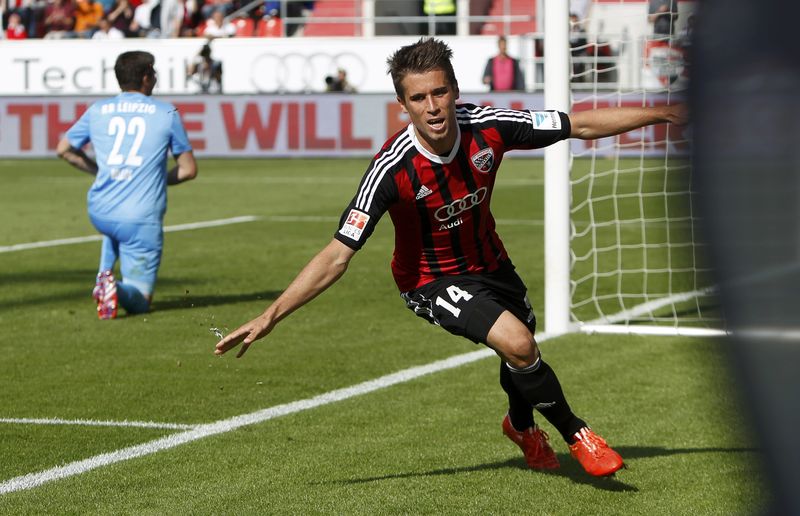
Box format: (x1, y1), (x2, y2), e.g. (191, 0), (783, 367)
(56, 137), (98, 176)
(214, 238), (356, 358)
(568, 103), (687, 140)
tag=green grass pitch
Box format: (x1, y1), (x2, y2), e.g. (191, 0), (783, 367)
(0, 158), (764, 514)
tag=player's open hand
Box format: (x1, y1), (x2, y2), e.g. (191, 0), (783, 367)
(214, 314), (274, 358)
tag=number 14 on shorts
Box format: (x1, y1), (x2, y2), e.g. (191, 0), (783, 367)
(435, 285), (473, 318)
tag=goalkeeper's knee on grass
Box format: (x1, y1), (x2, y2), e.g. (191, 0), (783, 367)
(117, 283), (151, 314)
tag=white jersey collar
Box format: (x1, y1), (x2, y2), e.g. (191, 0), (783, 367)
(406, 121), (461, 165)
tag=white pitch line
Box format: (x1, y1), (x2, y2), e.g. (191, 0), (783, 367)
(0, 216), (260, 254)
(262, 215), (338, 223)
(0, 339), (565, 495)
(162, 215), (258, 233)
(0, 418), (197, 431)
(0, 215), (545, 254)
(587, 285), (718, 326)
(0, 234), (102, 253)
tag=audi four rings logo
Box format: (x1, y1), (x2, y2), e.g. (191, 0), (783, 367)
(250, 52), (367, 92)
(434, 187), (488, 222)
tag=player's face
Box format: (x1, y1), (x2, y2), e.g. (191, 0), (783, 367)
(397, 69), (459, 155)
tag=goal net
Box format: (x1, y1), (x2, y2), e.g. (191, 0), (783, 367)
(543, 1), (722, 336)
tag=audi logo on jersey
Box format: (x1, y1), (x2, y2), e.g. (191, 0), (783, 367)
(434, 187), (488, 221)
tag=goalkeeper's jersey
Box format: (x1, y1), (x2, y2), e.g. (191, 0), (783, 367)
(65, 91), (192, 224)
(334, 103), (571, 292)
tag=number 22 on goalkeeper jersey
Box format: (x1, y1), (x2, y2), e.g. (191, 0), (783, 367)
(65, 91), (192, 224)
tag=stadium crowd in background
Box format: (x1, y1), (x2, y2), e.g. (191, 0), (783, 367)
(214, 37), (687, 477)
(0, 0), (318, 38)
(0, 0), (690, 42)
(0, 0), (572, 41)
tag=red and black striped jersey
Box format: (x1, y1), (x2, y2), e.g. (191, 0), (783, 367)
(334, 103), (571, 292)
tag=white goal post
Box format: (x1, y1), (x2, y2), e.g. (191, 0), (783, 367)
(543, 0), (573, 335)
(542, 1), (723, 337)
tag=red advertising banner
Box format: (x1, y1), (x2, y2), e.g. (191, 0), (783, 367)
(0, 94), (687, 158)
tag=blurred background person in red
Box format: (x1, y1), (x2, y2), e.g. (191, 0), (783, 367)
(482, 35), (525, 91)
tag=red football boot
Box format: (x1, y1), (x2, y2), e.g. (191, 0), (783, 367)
(569, 427), (624, 476)
(502, 414), (560, 470)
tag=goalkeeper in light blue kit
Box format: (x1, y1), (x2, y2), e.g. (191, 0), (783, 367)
(57, 51), (198, 319)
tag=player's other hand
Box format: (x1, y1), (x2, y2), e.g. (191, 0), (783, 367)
(665, 103), (689, 126)
(214, 314), (274, 358)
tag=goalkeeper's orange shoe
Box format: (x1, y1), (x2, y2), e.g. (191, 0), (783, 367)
(569, 427), (624, 477)
(502, 414), (560, 470)
(93, 270), (118, 320)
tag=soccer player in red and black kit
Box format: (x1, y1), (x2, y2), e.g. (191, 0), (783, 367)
(215, 38), (687, 477)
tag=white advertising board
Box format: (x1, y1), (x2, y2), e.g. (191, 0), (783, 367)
(0, 36), (516, 95)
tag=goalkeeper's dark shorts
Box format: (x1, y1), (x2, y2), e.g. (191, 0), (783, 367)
(401, 261), (537, 345)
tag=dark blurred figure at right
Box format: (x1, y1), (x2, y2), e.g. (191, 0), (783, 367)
(649, 0), (678, 37)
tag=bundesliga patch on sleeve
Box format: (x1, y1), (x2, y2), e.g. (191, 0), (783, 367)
(339, 209), (370, 241)
(531, 111), (561, 131)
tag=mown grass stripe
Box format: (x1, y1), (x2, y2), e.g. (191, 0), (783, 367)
(0, 343), (535, 495)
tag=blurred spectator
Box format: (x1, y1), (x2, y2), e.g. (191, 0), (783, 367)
(74, 0), (103, 36)
(3, 0), (42, 38)
(106, 0), (133, 34)
(482, 35), (525, 91)
(423, 0), (455, 35)
(179, 0), (199, 36)
(468, 0), (491, 35)
(91, 14), (123, 37)
(569, 12), (588, 50)
(187, 43), (223, 93)
(96, 0), (114, 16)
(678, 13), (694, 49)
(257, 7), (282, 37)
(374, 0), (423, 35)
(128, 0), (157, 36)
(648, 0), (678, 37)
(5, 11), (29, 38)
(570, 0), (591, 21)
(158, 0), (185, 37)
(324, 68), (355, 93)
(677, 13), (694, 78)
(263, 0), (279, 13)
(586, 39), (616, 83)
(270, 0), (311, 37)
(202, 9), (234, 36)
(569, 12), (588, 81)
(43, 0), (76, 38)
(201, 0), (230, 20)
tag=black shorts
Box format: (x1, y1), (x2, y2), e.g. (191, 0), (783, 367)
(401, 261), (537, 344)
